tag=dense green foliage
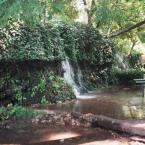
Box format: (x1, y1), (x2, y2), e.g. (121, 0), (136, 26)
(87, 0), (145, 57)
(129, 51), (142, 68)
(0, 104), (38, 121)
(0, 22), (64, 61)
(57, 22), (114, 64)
(0, 21), (114, 65)
(0, 0), (77, 27)
(113, 68), (145, 85)
(94, 0), (145, 33)
(0, 0), (145, 57)
(0, 62), (74, 105)
(0, 21), (114, 110)
(1, 0), (144, 121)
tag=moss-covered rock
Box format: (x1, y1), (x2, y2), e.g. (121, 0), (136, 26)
(0, 61), (75, 105)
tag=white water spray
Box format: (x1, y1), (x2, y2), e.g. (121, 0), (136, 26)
(115, 54), (129, 69)
(62, 57), (96, 99)
(62, 58), (80, 97)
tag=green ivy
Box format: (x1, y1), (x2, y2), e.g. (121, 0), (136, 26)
(41, 96), (48, 105)
(0, 21), (114, 65)
(0, 21), (114, 106)
(0, 104), (38, 121)
(129, 51), (142, 68)
(0, 66), (75, 105)
(113, 68), (145, 85)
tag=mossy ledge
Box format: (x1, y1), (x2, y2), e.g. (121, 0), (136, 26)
(0, 21), (114, 105)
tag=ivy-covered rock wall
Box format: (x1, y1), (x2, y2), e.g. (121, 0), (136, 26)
(77, 61), (114, 89)
(0, 61), (74, 105)
(0, 22), (114, 64)
(0, 21), (114, 105)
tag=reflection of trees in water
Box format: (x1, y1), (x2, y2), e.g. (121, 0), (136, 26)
(73, 100), (82, 113)
(73, 100), (123, 119)
(47, 87), (145, 120)
(72, 97), (145, 119)
(123, 105), (144, 119)
(122, 97), (145, 119)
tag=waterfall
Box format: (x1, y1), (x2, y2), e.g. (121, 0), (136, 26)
(62, 58), (80, 97)
(115, 54), (129, 69)
(62, 57), (96, 99)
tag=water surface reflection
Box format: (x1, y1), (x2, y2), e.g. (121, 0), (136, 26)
(39, 86), (145, 120)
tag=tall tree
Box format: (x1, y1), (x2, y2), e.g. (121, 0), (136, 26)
(0, 0), (77, 27)
(89, 0), (145, 55)
(74, 0), (94, 24)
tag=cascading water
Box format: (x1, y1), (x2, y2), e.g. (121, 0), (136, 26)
(115, 54), (129, 69)
(62, 57), (96, 99)
(62, 58), (80, 97)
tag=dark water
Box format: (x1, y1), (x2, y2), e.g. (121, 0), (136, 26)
(38, 86), (145, 120)
(0, 124), (119, 145)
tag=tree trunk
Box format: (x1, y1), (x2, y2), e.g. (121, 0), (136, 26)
(128, 40), (137, 58)
(87, 0), (96, 25)
(109, 20), (145, 38)
(75, 0), (93, 25)
(72, 112), (145, 137)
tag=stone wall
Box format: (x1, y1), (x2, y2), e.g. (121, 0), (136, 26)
(0, 60), (75, 106)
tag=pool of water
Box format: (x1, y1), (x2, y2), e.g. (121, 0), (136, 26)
(0, 124), (120, 145)
(38, 86), (145, 120)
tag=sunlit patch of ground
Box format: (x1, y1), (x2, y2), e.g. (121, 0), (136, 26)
(132, 123), (145, 129)
(0, 125), (121, 145)
(78, 140), (144, 145)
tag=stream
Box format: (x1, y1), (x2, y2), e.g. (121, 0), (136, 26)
(38, 85), (145, 120)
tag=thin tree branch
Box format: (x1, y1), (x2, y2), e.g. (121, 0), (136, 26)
(109, 19), (145, 38)
(128, 40), (136, 58)
(82, 0), (87, 5)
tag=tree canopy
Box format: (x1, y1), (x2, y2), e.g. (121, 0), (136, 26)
(0, 0), (145, 55)
(0, 0), (77, 27)
(91, 0), (145, 54)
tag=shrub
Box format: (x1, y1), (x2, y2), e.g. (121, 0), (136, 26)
(129, 51), (142, 68)
(0, 104), (38, 121)
(0, 67), (75, 105)
(113, 68), (145, 85)
(56, 22), (114, 65)
(0, 21), (114, 66)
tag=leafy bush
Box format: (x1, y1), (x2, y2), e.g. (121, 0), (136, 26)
(129, 51), (142, 68)
(0, 21), (114, 66)
(0, 23), (64, 61)
(113, 68), (145, 85)
(0, 65), (75, 105)
(56, 22), (114, 64)
(0, 104), (38, 121)
(47, 72), (74, 103)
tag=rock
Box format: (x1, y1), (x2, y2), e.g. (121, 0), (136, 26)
(71, 120), (76, 126)
(41, 120), (47, 123)
(79, 87), (88, 94)
(84, 122), (91, 128)
(32, 118), (39, 123)
(82, 113), (94, 122)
